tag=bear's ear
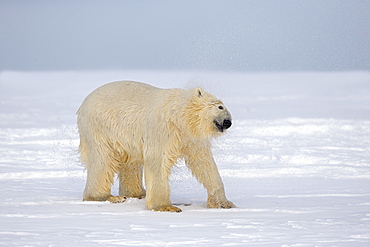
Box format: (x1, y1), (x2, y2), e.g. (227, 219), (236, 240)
(195, 87), (203, 98)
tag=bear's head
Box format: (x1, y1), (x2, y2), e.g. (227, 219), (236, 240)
(184, 87), (232, 139)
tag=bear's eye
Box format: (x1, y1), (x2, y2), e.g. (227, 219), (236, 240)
(218, 106), (224, 110)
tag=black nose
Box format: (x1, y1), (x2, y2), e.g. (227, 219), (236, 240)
(223, 119), (232, 129)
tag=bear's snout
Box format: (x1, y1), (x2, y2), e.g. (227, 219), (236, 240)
(214, 119), (232, 132)
(223, 119), (232, 129)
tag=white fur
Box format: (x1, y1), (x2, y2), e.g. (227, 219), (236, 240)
(77, 81), (235, 212)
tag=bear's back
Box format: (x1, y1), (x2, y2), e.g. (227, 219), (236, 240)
(78, 81), (188, 125)
(93, 81), (158, 102)
(79, 81), (166, 111)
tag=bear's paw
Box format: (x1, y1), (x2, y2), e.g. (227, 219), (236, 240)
(153, 205), (182, 213)
(207, 199), (236, 209)
(108, 196), (127, 203)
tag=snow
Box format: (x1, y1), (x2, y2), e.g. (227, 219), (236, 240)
(1, 70), (370, 246)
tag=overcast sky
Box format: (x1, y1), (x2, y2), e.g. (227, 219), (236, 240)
(1, 0), (369, 72)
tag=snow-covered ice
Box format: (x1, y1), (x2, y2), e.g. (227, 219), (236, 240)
(1, 70), (370, 246)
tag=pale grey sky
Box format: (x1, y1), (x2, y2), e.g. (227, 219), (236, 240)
(1, 0), (369, 71)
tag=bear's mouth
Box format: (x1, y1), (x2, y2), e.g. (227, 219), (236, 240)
(214, 119), (232, 132)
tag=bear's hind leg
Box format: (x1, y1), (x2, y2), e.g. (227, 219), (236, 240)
(83, 147), (125, 203)
(118, 161), (146, 199)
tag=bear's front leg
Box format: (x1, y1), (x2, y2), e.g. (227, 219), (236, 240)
(144, 161), (182, 212)
(184, 142), (236, 209)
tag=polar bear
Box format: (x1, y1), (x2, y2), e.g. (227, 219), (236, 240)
(77, 81), (235, 212)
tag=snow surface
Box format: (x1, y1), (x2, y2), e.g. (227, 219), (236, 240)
(1, 70), (370, 246)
